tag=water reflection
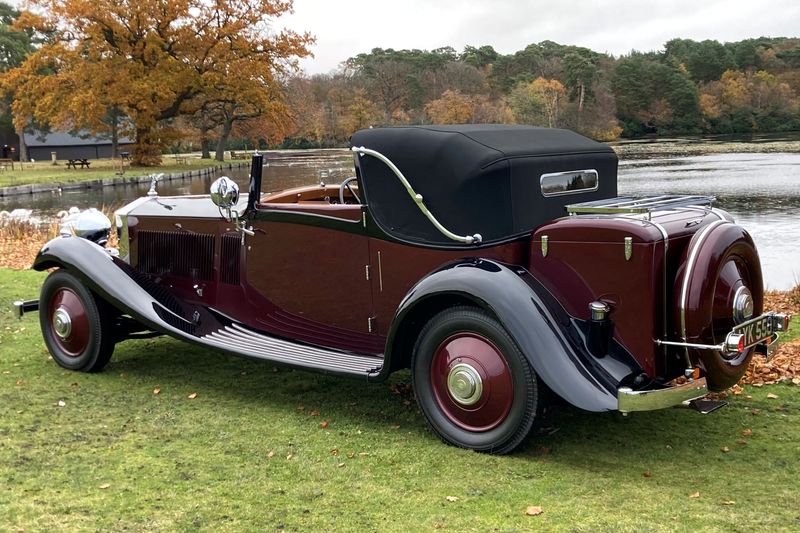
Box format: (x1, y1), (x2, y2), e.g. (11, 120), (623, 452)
(3, 150), (798, 289)
(619, 152), (800, 289)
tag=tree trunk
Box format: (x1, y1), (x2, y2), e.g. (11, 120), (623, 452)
(578, 83), (585, 113)
(215, 118), (234, 162)
(133, 127), (162, 166)
(16, 122), (28, 162)
(201, 135), (211, 159)
(110, 120), (119, 159)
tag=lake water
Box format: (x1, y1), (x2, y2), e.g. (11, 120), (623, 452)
(2, 149), (798, 289)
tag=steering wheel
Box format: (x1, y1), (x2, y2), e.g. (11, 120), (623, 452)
(339, 176), (361, 204)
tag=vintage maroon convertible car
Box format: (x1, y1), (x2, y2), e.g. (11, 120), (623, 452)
(14, 125), (791, 454)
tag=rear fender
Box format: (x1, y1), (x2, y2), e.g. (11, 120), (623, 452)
(384, 259), (641, 412)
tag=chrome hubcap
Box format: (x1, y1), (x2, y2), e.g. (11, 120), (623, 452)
(447, 363), (483, 406)
(732, 286), (754, 324)
(52, 307), (72, 339)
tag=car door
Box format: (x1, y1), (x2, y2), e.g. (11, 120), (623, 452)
(241, 201), (381, 354)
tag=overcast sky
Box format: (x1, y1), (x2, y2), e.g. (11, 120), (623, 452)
(279, 0), (800, 74)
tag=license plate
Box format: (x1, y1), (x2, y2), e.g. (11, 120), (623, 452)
(732, 314), (775, 349)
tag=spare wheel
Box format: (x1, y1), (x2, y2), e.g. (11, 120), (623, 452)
(674, 221), (763, 391)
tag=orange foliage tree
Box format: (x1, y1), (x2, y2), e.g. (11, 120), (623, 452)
(1, 0), (311, 165)
(425, 90), (473, 123)
(509, 78), (566, 128)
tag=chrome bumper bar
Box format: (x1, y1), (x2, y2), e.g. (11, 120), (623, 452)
(12, 299), (39, 319)
(618, 377), (708, 413)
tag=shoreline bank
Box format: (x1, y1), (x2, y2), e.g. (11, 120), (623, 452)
(611, 139), (800, 159)
(0, 162), (249, 198)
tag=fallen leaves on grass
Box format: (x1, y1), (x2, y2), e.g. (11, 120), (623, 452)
(721, 500), (736, 506)
(735, 289), (800, 388)
(764, 288), (799, 317)
(525, 506), (544, 516)
(689, 492), (700, 499)
(389, 382), (413, 397)
(740, 339), (800, 387)
(187, 392), (198, 399)
(741, 428), (753, 437)
(766, 393), (778, 399)
(445, 496), (459, 502)
(319, 420), (329, 429)
(642, 470), (653, 478)
(153, 387), (161, 395)
(0, 222), (56, 269)
(98, 483), (111, 490)
(721, 447), (730, 453)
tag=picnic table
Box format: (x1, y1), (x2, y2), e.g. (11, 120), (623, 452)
(67, 158), (91, 169)
(173, 154), (188, 165)
(0, 158), (15, 171)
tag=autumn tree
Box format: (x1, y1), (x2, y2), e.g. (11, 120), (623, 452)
(509, 78), (566, 128)
(2, 0), (311, 165)
(699, 69), (798, 132)
(0, 2), (35, 160)
(425, 90), (473, 123)
(342, 89), (381, 132)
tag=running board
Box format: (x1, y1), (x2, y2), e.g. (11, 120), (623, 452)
(201, 323), (383, 378)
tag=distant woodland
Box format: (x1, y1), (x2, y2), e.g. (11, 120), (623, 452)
(284, 38), (800, 146)
(1, 1), (799, 162)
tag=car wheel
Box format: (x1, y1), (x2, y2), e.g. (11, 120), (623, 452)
(411, 306), (542, 454)
(39, 269), (115, 372)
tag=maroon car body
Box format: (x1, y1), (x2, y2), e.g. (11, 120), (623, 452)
(16, 125), (790, 454)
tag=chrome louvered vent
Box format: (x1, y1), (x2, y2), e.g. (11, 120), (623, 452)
(220, 234), (241, 285)
(136, 230), (215, 281)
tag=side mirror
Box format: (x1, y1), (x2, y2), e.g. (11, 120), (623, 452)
(210, 176), (239, 209)
(209, 176), (253, 241)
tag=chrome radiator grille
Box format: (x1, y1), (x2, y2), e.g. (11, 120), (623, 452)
(136, 230), (215, 281)
(219, 234), (241, 285)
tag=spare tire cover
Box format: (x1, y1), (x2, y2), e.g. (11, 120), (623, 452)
(674, 221), (763, 391)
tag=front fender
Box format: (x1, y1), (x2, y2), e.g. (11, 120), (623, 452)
(385, 259), (640, 412)
(33, 236), (192, 337)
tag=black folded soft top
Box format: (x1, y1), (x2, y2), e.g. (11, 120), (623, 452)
(351, 124), (618, 245)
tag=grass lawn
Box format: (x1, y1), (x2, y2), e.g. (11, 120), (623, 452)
(1, 268), (799, 532)
(0, 156), (250, 189)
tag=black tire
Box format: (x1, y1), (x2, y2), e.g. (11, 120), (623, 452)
(39, 269), (116, 372)
(411, 306), (542, 454)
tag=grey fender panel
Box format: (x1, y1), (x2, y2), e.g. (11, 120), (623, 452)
(33, 236), (189, 337)
(386, 259), (629, 412)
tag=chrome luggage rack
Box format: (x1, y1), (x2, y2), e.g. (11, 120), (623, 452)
(566, 195), (714, 219)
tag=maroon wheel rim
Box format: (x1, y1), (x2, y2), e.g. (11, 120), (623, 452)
(48, 288), (90, 357)
(430, 333), (514, 432)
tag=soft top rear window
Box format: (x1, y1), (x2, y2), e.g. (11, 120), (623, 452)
(540, 169), (599, 196)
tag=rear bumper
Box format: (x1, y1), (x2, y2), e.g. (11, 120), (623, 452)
(618, 377), (708, 413)
(12, 299), (39, 319)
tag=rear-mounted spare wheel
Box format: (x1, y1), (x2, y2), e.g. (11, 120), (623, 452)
(675, 221), (763, 391)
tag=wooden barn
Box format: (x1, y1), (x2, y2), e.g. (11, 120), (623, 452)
(23, 131), (134, 161)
